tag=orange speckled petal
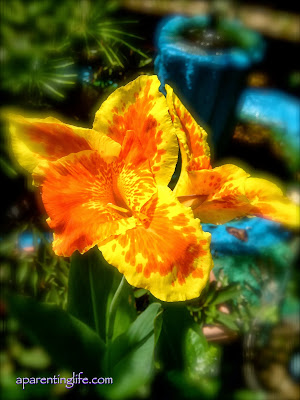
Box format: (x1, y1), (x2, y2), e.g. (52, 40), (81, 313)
(177, 169), (222, 198)
(165, 84), (212, 196)
(245, 177), (300, 228)
(165, 84), (211, 167)
(117, 131), (158, 215)
(7, 114), (121, 175)
(192, 198), (253, 225)
(41, 150), (136, 257)
(190, 165), (251, 224)
(207, 165), (250, 200)
(174, 160), (216, 198)
(190, 165), (299, 226)
(99, 186), (213, 302)
(176, 163), (249, 199)
(93, 75), (178, 186)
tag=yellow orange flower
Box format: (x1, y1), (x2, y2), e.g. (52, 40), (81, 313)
(166, 85), (300, 228)
(7, 75), (213, 302)
(9, 75), (297, 301)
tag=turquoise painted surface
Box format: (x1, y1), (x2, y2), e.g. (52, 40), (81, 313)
(237, 88), (300, 171)
(203, 218), (296, 306)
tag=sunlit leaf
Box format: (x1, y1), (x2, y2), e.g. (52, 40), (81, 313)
(100, 303), (161, 400)
(68, 247), (136, 342)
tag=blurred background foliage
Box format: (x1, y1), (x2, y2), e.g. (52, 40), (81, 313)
(0, 0), (151, 106)
(0, 1), (299, 400)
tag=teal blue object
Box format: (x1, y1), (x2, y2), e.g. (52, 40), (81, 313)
(154, 15), (265, 154)
(237, 88), (300, 171)
(18, 231), (53, 250)
(202, 218), (291, 256)
(203, 218), (295, 306)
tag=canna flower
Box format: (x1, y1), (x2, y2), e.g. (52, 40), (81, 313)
(166, 85), (300, 228)
(7, 76), (213, 302)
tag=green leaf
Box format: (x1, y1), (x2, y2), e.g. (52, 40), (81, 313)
(184, 328), (220, 378)
(182, 328), (221, 399)
(167, 369), (220, 400)
(0, 157), (18, 178)
(214, 310), (240, 331)
(157, 305), (194, 370)
(133, 288), (148, 298)
(208, 284), (241, 306)
(68, 247), (136, 342)
(8, 295), (105, 376)
(202, 281), (218, 307)
(100, 303), (161, 400)
(154, 308), (164, 347)
(13, 346), (51, 370)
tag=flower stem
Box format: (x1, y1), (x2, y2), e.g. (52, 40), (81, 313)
(107, 276), (126, 342)
(89, 264), (100, 336)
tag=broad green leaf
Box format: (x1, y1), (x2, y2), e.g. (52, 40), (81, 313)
(183, 328), (221, 398)
(167, 369), (220, 400)
(154, 308), (164, 346)
(156, 305), (194, 370)
(99, 303), (161, 400)
(8, 295), (105, 376)
(68, 247), (136, 342)
(184, 328), (220, 378)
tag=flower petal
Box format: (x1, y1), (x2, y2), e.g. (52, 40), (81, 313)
(185, 165), (252, 224)
(117, 131), (158, 215)
(93, 75), (178, 186)
(40, 150), (136, 257)
(99, 186), (213, 302)
(166, 85), (210, 160)
(246, 178), (300, 228)
(165, 85), (211, 195)
(185, 166), (299, 227)
(7, 114), (121, 174)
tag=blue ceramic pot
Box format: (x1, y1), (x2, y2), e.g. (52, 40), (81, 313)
(154, 15), (265, 156)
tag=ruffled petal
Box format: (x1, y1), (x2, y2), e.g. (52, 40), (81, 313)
(40, 150), (136, 257)
(183, 165), (252, 224)
(7, 114), (121, 175)
(192, 198), (253, 225)
(166, 85), (210, 161)
(99, 186), (213, 302)
(246, 178), (300, 228)
(93, 75), (178, 186)
(184, 166), (299, 227)
(165, 85), (211, 195)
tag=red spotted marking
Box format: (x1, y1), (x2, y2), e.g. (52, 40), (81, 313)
(27, 122), (92, 160)
(116, 197), (208, 285)
(107, 79), (167, 174)
(174, 104), (206, 160)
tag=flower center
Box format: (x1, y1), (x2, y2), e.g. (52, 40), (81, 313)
(110, 176), (133, 218)
(107, 203), (132, 215)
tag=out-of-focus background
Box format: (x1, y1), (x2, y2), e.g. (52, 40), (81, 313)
(0, 1), (299, 400)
